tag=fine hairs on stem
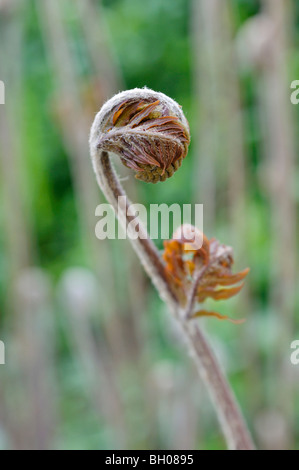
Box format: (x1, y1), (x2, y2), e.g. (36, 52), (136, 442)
(89, 87), (255, 450)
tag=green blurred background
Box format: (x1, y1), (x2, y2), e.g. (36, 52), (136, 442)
(0, 0), (298, 450)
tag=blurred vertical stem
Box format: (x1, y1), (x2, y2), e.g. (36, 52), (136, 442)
(0, 3), (34, 284)
(60, 269), (127, 447)
(192, 0), (220, 229)
(12, 269), (56, 450)
(260, 0), (296, 448)
(37, 0), (127, 360)
(76, 0), (123, 96)
(91, 150), (255, 450)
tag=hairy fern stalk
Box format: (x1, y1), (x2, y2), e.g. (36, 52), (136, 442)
(90, 87), (255, 450)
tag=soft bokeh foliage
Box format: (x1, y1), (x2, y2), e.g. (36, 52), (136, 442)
(0, 0), (298, 450)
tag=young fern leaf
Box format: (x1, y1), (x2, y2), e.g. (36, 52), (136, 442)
(163, 225), (249, 323)
(94, 88), (190, 183)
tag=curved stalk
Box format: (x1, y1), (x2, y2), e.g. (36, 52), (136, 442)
(90, 149), (255, 450)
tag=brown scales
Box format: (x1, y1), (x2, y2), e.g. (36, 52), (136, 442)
(163, 228), (250, 323)
(98, 98), (190, 183)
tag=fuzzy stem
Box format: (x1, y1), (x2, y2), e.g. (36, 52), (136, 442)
(92, 150), (255, 450)
(184, 265), (209, 319)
